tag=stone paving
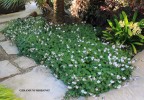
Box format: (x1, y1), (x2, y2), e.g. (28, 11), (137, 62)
(0, 1), (144, 100)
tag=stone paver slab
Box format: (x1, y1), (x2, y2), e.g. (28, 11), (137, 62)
(1, 65), (67, 100)
(0, 33), (6, 41)
(0, 41), (19, 54)
(0, 60), (20, 78)
(132, 50), (144, 67)
(0, 47), (8, 61)
(14, 56), (37, 69)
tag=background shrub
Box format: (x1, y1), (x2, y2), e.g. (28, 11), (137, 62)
(70, 0), (144, 27)
(3, 17), (134, 98)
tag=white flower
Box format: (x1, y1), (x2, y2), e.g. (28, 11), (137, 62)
(71, 55), (74, 58)
(110, 80), (115, 84)
(121, 68), (125, 71)
(117, 85), (121, 89)
(66, 44), (70, 48)
(130, 67), (134, 69)
(81, 59), (85, 63)
(71, 59), (75, 62)
(112, 45), (116, 49)
(119, 20), (125, 27)
(82, 78), (86, 81)
(98, 64), (101, 66)
(98, 49), (101, 52)
(83, 91), (87, 94)
(93, 77), (96, 80)
(81, 90), (86, 94)
(89, 93), (93, 96)
(100, 56), (103, 58)
(72, 81), (77, 85)
(68, 86), (72, 89)
(69, 64), (73, 67)
(94, 67), (97, 69)
(113, 62), (118, 67)
(97, 80), (101, 83)
(111, 73), (114, 76)
(91, 56), (95, 60)
(117, 75), (121, 79)
(98, 72), (102, 75)
(125, 65), (129, 68)
(122, 77), (126, 80)
(108, 84), (111, 86)
(118, 81), (122, 83)
(121, 58), (124, 62)
(75, 86), (79, 89)
(95, 88), (99, 91)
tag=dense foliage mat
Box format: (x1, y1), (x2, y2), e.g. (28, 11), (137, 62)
(3, 17), (134, 98)
(0, 85), (22, 100)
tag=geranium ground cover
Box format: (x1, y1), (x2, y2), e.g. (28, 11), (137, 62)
(3, 17), (134, 98)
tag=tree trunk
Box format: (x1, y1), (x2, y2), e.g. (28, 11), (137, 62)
(53, 0), (64, 23)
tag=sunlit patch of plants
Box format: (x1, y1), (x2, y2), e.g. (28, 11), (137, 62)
(3, 17), (134, 98)
(0, 85), (22, 100)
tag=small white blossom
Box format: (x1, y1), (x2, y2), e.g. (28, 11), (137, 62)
(68, 86), (72, 89)
(98, 72), (102, 75)
(95, 88), (99, 91)
(97, 80), (101, 84)
(117, 85), (121, 89)
(110, 80), (115, 84)
(72, 81), (77, 85)
(122, 77), (126, 80)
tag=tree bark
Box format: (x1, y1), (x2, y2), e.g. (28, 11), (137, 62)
(53, 0), (64, 23)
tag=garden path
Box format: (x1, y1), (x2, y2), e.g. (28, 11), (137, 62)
(0, 2), (144, 100)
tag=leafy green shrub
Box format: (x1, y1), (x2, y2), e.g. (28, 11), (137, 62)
(0, 0), (27, 9)
(3, 17), (133, 98)
(103, 11), (144, 54)
(0, 0), (26, 14)
(0, 85), (22, 100)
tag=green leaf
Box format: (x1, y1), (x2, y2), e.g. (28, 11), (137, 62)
(139, 19), (144, 28)
(132, 10), (138, 22)
(107, 20), (114, 28)
(133, 42), (143, 45)
(105, 37), (113, 40)
(119, 13), (123, 20)
(131, 43), (137, 54)
(137, 34), (144, 39)
(128, 29), (132, 37)
(115, 31), (122, 35)
(114, 19), (121, 30)
(122, 11), (129, 26)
